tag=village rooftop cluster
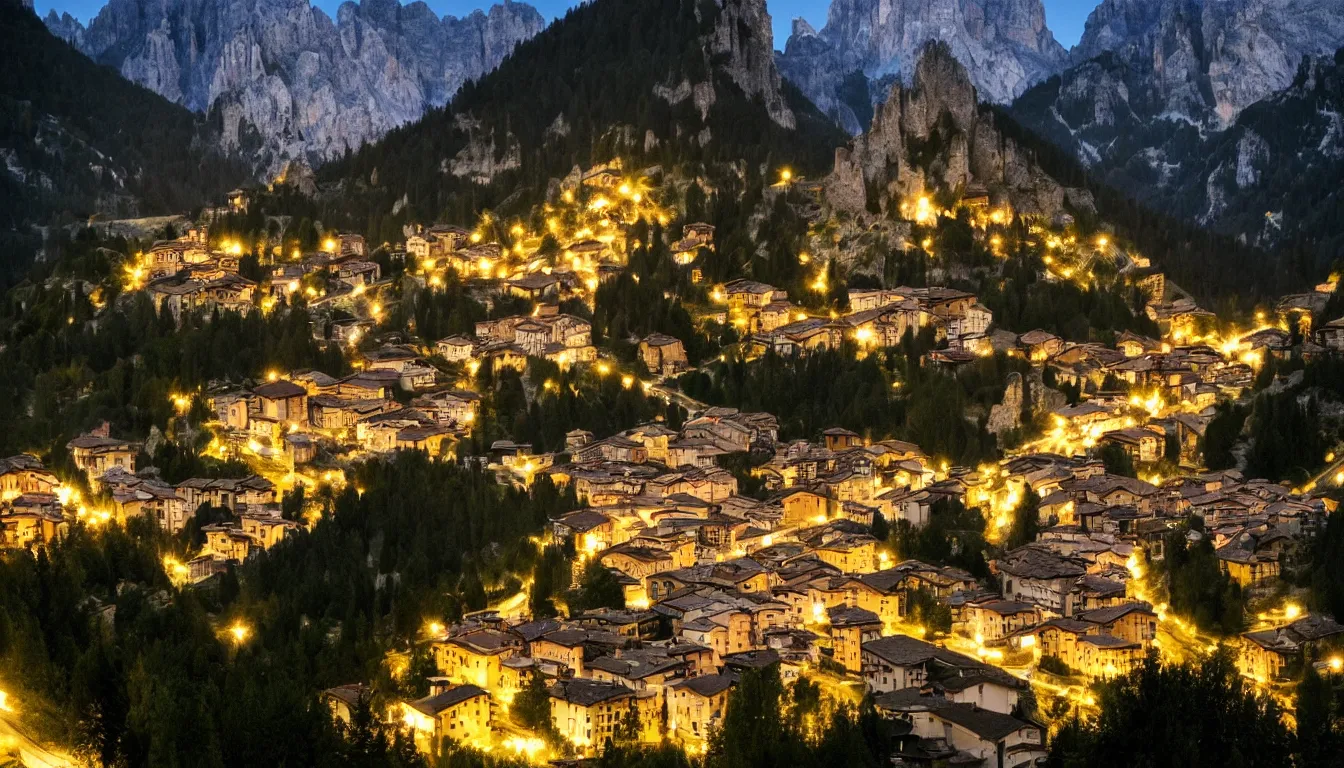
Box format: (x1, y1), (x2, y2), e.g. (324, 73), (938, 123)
(9, 165), (1344, 766)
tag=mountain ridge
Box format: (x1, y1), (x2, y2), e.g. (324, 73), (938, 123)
(776, 0), (1067, 134)
(45, 0), (546, 176)
(316, 0), (846, 232)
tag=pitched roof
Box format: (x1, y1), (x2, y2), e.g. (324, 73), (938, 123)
(252, 380), (307, 399)
(407, 684), (488, 716)
(547, 679), (633, 706)
(671, 673), (737, 697)
(932, 703), (1036, 741)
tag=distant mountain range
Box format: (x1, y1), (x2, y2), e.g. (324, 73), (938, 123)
(44, 0), (545, 177)
(772, 0), (1344, 276)
(19, 0), (1344, 284)
(1, 0), (247, 230)
(776, 0), (1067, 133)
(1008, 0), (1344, 267)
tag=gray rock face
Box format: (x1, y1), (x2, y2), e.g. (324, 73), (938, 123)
(1073, 0), (1344, 127)
(48, 0), (545, 176)
(43, 10), (86, 48)
(708, 0), (795, 129)
(826, 41), (1090, 221)
(777, 0), (1067, 133)
(1008, 0), (1344, 255)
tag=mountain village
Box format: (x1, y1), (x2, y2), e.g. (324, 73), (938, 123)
(2, 158), (1342, 766)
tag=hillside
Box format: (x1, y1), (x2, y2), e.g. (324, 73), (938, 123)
(318, 0), (848, 229)
(1162, 50), (1344, 274)
(0, 0), (247, 231)
(825, 42), (1292, 302)
(1013, 48), (1344, 284)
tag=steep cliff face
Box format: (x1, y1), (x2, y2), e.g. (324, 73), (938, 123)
(1009, 0), (1344, 268)
(1073, 0), (1344, 125)
(47, 0), (545, 176)
(708, 0), (795, 129)
(1153, 51), (1344, 260)
(2, 1), (247, 227)
(777, 0), (1066, 133)
(826, 41), (1090, 221)
(1012, 0), (1344, 174)
(321, 0), (845, 229)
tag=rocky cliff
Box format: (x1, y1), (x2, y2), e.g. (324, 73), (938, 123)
(777, 0), (1067, 133)
(1008, 0), (1344, 274)
(1143, 50), (1344, 272)
(46, 0), (545, 176)
(3, 0), (247, 227)
(1012, 0), (1344, 175)
(1072, 0), (1344, 126)
(825, 41), (1091, 221)
(320, 0), (845, 233)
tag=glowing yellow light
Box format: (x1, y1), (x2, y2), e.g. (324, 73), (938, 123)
(621, 375), (635, 389)
(229, 623), (250, 643)
(1329, 657), (1342, 672)
(780, 168), (792, 183)
(1285, 604), (1301, 620)
(322, 239), (337, 253)
(1096, 236), (1109, 248)
(470, 232), (483, 244)
(596, 362), (611, 375)
(914, 196), (933, 224)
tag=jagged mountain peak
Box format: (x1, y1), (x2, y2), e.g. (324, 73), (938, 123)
(826, 41), (1090, 220)
(1070, 0), (1344, 126)
(45, 0), (546, 177)
(776, 0), (1067, 134)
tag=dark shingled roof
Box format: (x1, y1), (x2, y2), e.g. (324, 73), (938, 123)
(407, 684), (488, 716)
(671, 673), (737, 697)
(933, 703), (1036, 741)
(252, 380), (307, 399)
(547, 679), (634, 706)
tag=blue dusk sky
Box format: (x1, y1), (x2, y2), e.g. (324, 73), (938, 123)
(33, 0), (1099, 51)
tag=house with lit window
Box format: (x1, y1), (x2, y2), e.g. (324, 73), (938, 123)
(828, 605), (882, 673)
(252, 380), (309, 426)
(668, 673), (734, 746)
(433, 629), (521, 689)
(548, 679), (660, 752)
(67, 433), (138, 483)
(399, 682), (491, 754)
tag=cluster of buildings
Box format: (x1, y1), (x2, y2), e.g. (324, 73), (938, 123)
(704, 282), (993, 358)
(202, 356), (481, 467)
(1, 434), (295, 577)
(320, 392), (1344, 765)
(139, 228), (378, 323)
